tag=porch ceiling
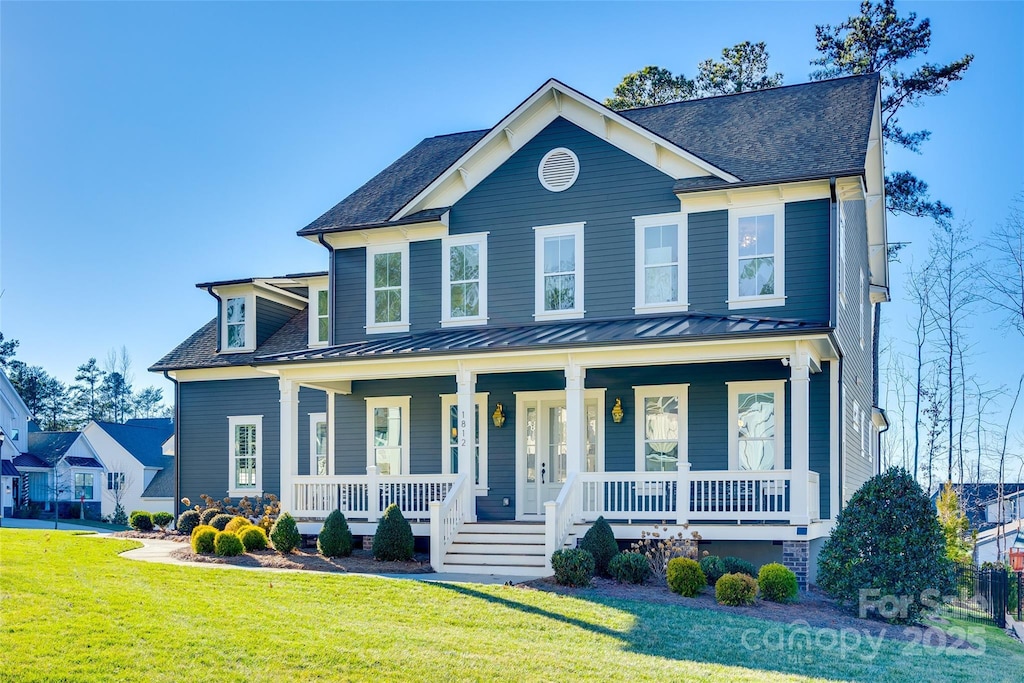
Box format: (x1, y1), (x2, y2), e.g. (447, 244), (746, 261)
(256, 312), (829, 366)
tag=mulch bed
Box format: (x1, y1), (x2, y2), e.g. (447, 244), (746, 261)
(524, 576), (975, 649)
(168, 544), (432, 574)
(116, 530), (189, 542)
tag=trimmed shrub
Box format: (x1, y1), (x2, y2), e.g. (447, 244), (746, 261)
(209, 513), (233, 531)
(270, 512), (302, 554)
(239, 525), (269, 552)
(721, 556), (756, 578)
(700, 555), (727, 586)
(318, 510), (354, 557)
(758, 563), (799, 603)
(129, 510), (153, 532)
(579, 516), (619, 577)
(214, 531), (244, 556)
(716, 573), (759, 606)
(608, 552), (651, 584)
(111, 503), (128, 526)
(199, 508), (222, 526)
(666, 557), (705, 597)
(191, 526), (217, 554)
(817, 467), (954, 624)
(372, 504), (415, 561)
(176, 510), (200, 536)
(551, 548), (595, 587)
(224, 516), (251, 534)
(152, 511), (174, 531)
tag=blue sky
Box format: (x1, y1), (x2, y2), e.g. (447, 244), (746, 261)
(2, 2), (1022, 458)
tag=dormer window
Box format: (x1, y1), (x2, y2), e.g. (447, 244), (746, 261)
(226, 297), (246, 348)
(309, 285), (330, 346)
(728, 204), (786, 309)
(366, 244), (410, 334)
(219, 291), (255, 352)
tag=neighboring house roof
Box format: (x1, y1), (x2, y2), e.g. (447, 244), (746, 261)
(258, 312), (829, 365)
(141, 465), (174, 499)
(298, 74), (878, 234)
(25, 432), (80, 466)
(931, 483), (1024, 531)
(124, 417), (174, 430)
(1, 460), (20, 476)
(65, 456), (103, 468)
(13, 453), (50, 469)
(93, 420), (175, 469)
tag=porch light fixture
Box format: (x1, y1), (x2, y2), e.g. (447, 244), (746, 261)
(491, 403), (506, 428)
(611, 398), (624, 424)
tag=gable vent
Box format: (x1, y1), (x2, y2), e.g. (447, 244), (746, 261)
(538, 147), (579, 192)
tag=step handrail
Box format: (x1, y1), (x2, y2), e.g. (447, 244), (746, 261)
(544, 471), (581, 572)
(429, 473), (469, 572)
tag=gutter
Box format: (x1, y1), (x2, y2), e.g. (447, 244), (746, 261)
(317, 233), (335, 346)
(673, 170), (864, 196)
(204, 286), (222, 352)
(163, 371), (180, 527)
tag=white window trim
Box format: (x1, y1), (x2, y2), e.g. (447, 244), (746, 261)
(365, 396), (411, 475)
(440, 392), (489, 494)
(727, 381), (785, 471)
(838, 198), (847, 308)
(859, 268), (866, 349)
(441, 233), (489, 327)
(308, 285), (330, 347)
(309, 412), (328, 476)
(633, 212), (688, 313)
(633, 384), (689, 472)
(534, 222), (585, 321)
(227, 415), (263, 497)
(727, 204), (786, 309)
(365, 243), (410, 334)
(221, 292), (256, 352)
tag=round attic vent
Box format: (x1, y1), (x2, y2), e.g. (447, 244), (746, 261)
(538, 147), (579, 192)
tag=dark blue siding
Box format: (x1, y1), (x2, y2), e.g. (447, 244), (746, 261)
(333, 247), (366, 344)
(296, 387), (327, 477)
(256, 298), (300, 346)
(410, 240), (441, 335)
(178, 378), (281, 508)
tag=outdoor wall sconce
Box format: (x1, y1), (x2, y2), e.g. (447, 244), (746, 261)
(611, 398), (624, 424)
(492, 403), (506, 428)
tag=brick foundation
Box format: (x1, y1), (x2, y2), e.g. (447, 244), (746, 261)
(782, 540), (810, 590)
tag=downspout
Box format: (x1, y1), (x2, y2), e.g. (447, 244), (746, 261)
(163, 371), (180, 526)
(829, 177), (844, 511)
(317, 233), (335, 346)
(205, 286), (223, 352)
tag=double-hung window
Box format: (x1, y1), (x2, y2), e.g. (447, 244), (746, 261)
(74, 473), (94, 500)
(106, 472), (125, 491)
(441, 393), (488, 493)
(634, 385), (689, 472)
(728, 381), (785, 471)
(310, 412), (328, 476)
(441, 234), (487, 326)
(534, 222), (585, 320)
(366, 244), (410, 333)
(309, 286), (330, 346)
(228, 415), (263, 495)
(366, 397), (410, 475)
(728, 204), (785, 309)
(634, 213), (687, 312)
(223, 294), (255, 351)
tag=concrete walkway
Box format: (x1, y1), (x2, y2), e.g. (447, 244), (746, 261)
(1, 518), (111, 533)
(116, 537), (528, 585)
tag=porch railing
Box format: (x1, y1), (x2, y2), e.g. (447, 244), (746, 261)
(545, 471), (580, 570)
(291, 467), (457, 522)
(429, 473), (470, 572)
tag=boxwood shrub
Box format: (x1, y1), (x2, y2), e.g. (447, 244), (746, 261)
(372, 504), (414, 561)
(715, 572), (759, 606)
(214, 531), (244, 556)
(579, 516), (619, 577)
(199, 508), (222, 526)
(239, 525), (268, 552)
(758, 562), (799, 603)
(209, 513), (233, 531)
(551, 548), (595, 587)
(176, 510), (200, 536)
(666, 557), (705, 597)
(270, 512), (302, 554)
(699, 555), (727, 585)
(721, 556), (756, 578)
(608, 552), (650, 584)
(129, 510), (153, 532)
(224, 516), (251, 534)
(318, 510), (354, 557)
(151, 511), (174, 531)
(191, 526), (217, 554)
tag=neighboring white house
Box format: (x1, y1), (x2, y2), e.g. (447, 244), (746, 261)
(975, 520), (1024, 566)
(81, 419), (175, 517)
(13, 431), (106, 516)
(1, 369), (35, 518)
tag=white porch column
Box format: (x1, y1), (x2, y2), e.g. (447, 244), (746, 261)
(565, 362), (586, 476)
(279, 378), (299, 513)
(326, 391), (336, 476)
(456, 366), (476, 522)
(788, 351), (811, 526)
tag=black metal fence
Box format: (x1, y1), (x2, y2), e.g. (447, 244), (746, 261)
(949, 563), (1008, 628)
(1012, 570), (1023, 623)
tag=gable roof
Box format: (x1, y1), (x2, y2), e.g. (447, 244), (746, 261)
(298, 74), (879, 235)
(25, 432), (80, 465)
(141, 464), (174, 498)
(93, 420), (175, 469)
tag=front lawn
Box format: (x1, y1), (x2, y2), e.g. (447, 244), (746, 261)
(1, 530), (1021, 682)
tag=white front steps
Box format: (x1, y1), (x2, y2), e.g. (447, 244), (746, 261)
(440, 522), (577, 577)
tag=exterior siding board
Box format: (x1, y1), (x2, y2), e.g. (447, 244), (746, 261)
(409, 240), (441, 335)
(256, 299), (298, 346)
(178, 378), (281, 508)
(333, 247), (367, 345)
(296, 387), (327, 477)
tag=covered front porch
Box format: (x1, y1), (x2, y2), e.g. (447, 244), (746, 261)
(268, 335), (836, 572)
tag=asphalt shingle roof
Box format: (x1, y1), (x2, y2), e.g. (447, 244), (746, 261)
(142, 465), (174, 498)
(25, 432), (80, 465)
(95, 421), (174, 469)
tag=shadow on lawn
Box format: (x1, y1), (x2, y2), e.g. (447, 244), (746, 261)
(426, 581), (1010, 682)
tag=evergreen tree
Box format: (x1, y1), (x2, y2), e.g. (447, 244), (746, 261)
(935, 481), (974, 564)
(695, 41), (783, 96)
(72, 358), (105, 424)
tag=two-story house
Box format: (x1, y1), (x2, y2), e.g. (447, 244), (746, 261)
(153, 74), (888, 586)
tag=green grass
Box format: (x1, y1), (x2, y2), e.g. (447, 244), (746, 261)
(1, 530), (1021, 682)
